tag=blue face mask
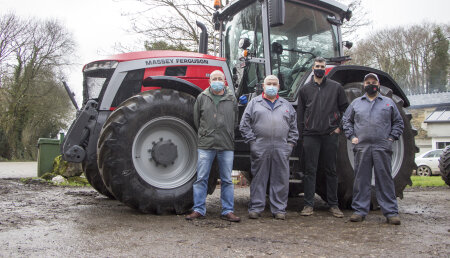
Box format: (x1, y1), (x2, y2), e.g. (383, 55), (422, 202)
(264, 85), (278, 97)
(210, 81), (225, 92)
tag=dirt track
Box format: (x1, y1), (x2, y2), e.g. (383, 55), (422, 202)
(0, 178), (449, 257)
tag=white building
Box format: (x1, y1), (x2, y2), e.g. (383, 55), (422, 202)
(423, 106), (450, 150)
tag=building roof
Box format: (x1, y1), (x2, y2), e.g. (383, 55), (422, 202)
(424, 106), (450, 123)
(407, 92), (450, 109)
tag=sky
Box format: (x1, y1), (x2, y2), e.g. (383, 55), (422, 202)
(1, 0), (449, 105)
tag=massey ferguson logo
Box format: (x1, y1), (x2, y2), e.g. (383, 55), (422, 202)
(145, 58), (209, 66)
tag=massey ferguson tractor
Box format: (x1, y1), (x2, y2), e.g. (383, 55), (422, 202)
(62, 0), (418, 214)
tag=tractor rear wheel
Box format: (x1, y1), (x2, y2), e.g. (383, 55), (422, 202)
(97, 89), (199, 214)
(439, 146), (450, 186)
(315, 83), (418, 209)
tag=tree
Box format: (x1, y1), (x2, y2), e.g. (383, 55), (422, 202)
(337, 0), (371, 41)
(428, 27), (449, 92)
(347, 23), (449, 94)
(0, 15), (76, 160)
(144, 40), (190, 51)
(127, 0), (217, 51)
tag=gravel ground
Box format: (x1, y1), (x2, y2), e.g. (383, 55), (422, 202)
(0, 178), (449, 257)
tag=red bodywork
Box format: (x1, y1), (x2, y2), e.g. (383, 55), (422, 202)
(106, 50), (228, 91)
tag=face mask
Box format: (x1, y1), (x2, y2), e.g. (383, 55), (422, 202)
(210, 81), (224, 92)
(364, 84), (379, 95)
(314, 69), (325, 78)
(264, 85), (278, 97)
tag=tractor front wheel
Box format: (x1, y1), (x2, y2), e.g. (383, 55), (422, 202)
(97, 89), (199, 214)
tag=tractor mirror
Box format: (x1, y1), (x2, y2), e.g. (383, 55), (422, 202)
(343, 41), (353, 49)
(268, 0), (285, 27)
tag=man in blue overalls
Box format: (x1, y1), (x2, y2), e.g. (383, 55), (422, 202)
(240, 75), (299, 220)
(342, 73), (404, 225)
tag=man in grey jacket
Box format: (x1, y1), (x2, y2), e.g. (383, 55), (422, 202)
(185, 70), (240, 222)
(342, 73), (404, 225)
(240, 75), (298, 220)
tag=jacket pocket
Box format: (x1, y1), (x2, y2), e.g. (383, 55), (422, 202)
(329, 112), (339, 127)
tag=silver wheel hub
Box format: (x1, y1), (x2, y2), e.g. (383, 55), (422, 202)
(132, 116), (197, 189)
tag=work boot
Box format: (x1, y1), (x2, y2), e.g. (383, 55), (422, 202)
(185, 211), (205, 220)
(349, 213), (365, 222)
(220, 212), (241, 222)
(248, 212), (261, 219)
(329, 206), (344, 218)
(300, 206), (314, 216)
(273, 213), (286, 220)
(387, 215), (401, 225)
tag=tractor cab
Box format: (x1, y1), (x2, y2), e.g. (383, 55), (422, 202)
(216, 0), (351, 100)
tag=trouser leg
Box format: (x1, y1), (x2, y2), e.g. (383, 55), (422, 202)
(217, 150), (235, 216)
(319, 134), (339, 207)
(351, 145), (373, 216)
(249, 145), (270, 213)
(268, 145), (291, 214)
(302, 136), (321, 207)
(193, 149), (216, 215)
(373, 146), (398, 217)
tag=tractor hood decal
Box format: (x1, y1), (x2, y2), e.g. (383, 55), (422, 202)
(145, 58), (209, 66)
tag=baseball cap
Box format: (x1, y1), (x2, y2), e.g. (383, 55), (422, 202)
(364, 73), (379, 82)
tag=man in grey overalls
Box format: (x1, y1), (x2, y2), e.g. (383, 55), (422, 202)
(342, 73), (404, 225)
(240, 75), (298, 220)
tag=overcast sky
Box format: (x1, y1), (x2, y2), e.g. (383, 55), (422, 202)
(1, 0), (449, 104)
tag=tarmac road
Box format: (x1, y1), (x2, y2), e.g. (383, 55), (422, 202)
(0, 175), (449, 257)
(0, 162), (37, 178)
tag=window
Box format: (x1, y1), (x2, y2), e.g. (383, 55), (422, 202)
(437, 142), (450, 149)
(111, 69), (145, 107)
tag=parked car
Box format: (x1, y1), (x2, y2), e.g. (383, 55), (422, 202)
(415, 149), (444, 176)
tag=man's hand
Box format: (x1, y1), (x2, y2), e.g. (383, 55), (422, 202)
(333, 128), (340, 134)
(351, 137), (359, 144)
(388, 138), (394, 142)
(288, 143), (294, 147)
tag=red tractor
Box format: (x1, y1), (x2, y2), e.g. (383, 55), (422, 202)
(62, 0), (417, 213)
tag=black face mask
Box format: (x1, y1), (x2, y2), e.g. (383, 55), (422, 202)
(364, 84), (379, 95)
(314, 69), (325, 78)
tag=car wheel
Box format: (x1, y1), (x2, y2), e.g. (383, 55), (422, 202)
(416, 165), (432, 176)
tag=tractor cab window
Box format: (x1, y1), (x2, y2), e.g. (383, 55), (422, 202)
(224, 2), (264, 95)
(270, 2), (340, 100)
(82, 61), (118, 105)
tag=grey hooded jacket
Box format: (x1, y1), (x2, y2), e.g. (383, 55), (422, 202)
(239, 95), (299, 147)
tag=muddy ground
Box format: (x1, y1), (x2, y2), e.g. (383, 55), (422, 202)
(0, 179), (449, 257)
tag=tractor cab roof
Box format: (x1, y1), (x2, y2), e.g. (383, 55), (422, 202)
(218, 0), (351, 22)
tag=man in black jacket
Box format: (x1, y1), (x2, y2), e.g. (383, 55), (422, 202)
(297, 57), (348, 217)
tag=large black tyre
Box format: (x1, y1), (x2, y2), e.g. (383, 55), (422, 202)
(315, 83), (418, 208)
(82, 156), (114, 199)
(97, 89), (201, 214)
(439, 146), (450, 186)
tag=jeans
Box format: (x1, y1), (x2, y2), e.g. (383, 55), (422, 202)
(302, 134), (339, 207)
(193, 149), (234, 216)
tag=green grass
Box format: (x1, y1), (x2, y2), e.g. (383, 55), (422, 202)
(408, 175), (446, 187)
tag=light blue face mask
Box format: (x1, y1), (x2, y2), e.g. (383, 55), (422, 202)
(264, 85), (278, 97)
(211, 81), (225, 92)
